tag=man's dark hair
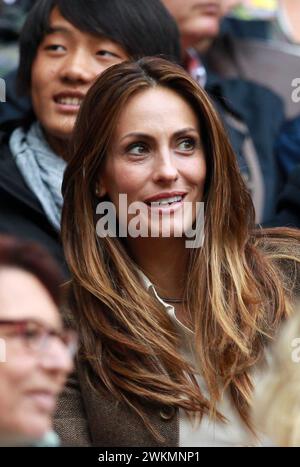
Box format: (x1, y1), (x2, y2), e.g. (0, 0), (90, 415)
(18, 0), (181, 94)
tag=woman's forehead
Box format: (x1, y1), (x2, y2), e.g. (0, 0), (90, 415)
(0, 268), (61, 328)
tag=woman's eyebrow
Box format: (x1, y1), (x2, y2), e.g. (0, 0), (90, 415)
(172, 128), (199, 138)
(120, 128), (199, 143)
(120, 132), (153, 142)
(0, 317), (61, 330)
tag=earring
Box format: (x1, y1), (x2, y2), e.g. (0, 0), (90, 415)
(95, 186), (100, 197)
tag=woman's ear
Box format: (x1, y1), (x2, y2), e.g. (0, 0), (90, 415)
(95, 183), (107, 198)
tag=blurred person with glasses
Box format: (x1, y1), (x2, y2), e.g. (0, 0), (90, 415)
(0, 235), (75, 446)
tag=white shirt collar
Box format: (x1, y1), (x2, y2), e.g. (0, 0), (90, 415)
(136, 268), (193, 337)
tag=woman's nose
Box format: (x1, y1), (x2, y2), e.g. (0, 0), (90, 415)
(39, 339), (74, 375)
(152, 151), (179, 183)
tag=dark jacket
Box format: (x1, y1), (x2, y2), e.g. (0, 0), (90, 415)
(205, 72), (285, 223)
(0, 70), (31, 125)
(221, 17), (270, 41)
(270, 163), (300, 228)
(0, 122), (67, 274)
(276, 116), (300, 178)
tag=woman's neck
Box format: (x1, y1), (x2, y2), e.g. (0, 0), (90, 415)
(128, 237), (189, 299)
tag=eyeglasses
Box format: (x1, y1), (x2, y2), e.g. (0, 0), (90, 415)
(0, 319), (78, 357)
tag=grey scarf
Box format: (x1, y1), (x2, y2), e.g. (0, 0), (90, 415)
(9, 122), (67, 232)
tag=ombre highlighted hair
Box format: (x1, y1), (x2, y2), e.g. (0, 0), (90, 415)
(61, 57), (300, 441)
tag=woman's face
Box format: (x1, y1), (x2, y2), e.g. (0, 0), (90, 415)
(31, 7), (129, 152)
(98, 86), (206, 242)
(0, 267), (73, 444)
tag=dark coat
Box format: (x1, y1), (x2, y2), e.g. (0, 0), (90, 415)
(205, 72), (285, 223)
(270, 163), (300, 228)
(276, 116), (300, 178)
(0, 123), (67, 274)
(0, 70), (31, 125)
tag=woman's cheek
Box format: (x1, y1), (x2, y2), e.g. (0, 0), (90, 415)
(116, 168), (146, 197)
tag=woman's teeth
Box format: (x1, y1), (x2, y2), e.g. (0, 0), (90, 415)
(150, 195), (183, 206)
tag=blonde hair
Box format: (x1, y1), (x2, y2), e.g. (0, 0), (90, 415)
(62, 57), (300, 441)
(253, 300), (300, 446)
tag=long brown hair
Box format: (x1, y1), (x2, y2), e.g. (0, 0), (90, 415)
(61, 57), (300, 440)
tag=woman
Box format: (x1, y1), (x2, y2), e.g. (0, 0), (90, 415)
(0, 0), (180, 273)
(0, 235), (75, 446)
(57, 57), (300, 447)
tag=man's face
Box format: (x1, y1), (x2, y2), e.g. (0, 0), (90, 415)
(162, 0), (222, 49)
(31, 7), (129, 149)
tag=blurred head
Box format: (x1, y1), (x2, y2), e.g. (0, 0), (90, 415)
(17, 0), (180, 155)
(0, 236), (74, 445)
(162, 0), (222, 51)
(253, 306), (300, 446)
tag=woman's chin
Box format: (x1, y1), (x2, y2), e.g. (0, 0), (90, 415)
(9, 416), (52, 445)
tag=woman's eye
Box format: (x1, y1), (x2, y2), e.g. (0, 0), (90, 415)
(23, 329), (40, 340)
(177, 138), (196, 152)
(127, 143), (149, 156)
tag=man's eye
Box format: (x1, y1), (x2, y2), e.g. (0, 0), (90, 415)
(97, 50), (119, 58)
(45, 44), (66, 52)
(177, 138), (196, 152)
(127, 143), (149, 156)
